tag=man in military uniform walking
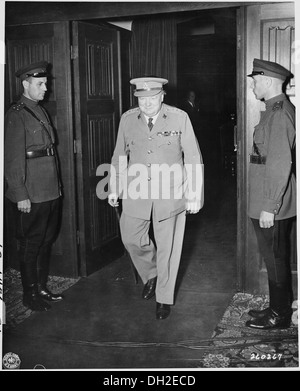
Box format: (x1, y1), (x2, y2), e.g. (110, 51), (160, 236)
(246, 59), (296, 329)
(108, 77), (204, 320)
(5, 61), (64, 311)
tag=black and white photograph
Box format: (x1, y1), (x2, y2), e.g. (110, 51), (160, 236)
(0, 0), (299, 374)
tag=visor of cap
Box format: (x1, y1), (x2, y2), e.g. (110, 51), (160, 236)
(134, 89), (164, 97)
(247, 70), (265, 77)
(25, 70), (48, 77)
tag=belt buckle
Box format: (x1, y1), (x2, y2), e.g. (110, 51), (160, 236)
(47, 147), (54, 156)
(250, 154), (266, 164)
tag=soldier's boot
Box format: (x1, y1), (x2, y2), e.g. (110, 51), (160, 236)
(37, 244), (64, 302)
(20, 262), (51, 311)
(269, 279), (292, 316)
(246, 279), (292, 329)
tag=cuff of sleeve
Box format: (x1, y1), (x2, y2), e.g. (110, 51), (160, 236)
(262, 198), (281, 215)
(13, 186), (29, 203)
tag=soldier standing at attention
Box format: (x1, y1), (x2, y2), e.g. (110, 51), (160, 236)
(246, 59), (295, 329)
(108, 77), (204, 320)
(4, 61), (64, 311)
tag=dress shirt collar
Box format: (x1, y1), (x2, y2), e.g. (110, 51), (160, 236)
(143, 111), (160, 125)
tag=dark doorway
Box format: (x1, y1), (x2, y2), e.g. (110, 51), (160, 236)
(177, 8), (237, 178)
(176, 7), (238, 285)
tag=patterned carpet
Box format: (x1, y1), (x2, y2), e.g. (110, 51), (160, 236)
(191, 293), (299, 368)
(2, 268), (79, 329)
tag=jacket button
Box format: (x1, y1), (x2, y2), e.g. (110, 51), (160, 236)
(147, 177), (151, 181)
(147, 150), (152, 154)
(147, 163), (151, 167)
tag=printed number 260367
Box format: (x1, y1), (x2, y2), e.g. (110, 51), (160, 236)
(250, 353), (282, 360)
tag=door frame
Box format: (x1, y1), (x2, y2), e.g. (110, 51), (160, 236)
(71, 21), (125, 277)
(236, 6), (248, 293)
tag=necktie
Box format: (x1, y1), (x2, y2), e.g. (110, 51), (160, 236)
(148, 117), (153, 131)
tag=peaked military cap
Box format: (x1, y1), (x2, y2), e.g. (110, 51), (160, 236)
(15, 61), (49, 81)
(130, 77), (168, 97)
(247, 58), (291, 81)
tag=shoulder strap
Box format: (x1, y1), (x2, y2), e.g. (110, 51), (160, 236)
(22, 105), (45, 125)
(39, 105), (52, 124)
(10, 101), (25, 112)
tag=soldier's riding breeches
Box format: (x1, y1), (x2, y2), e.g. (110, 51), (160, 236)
(251, 218), (293, 312)
(16, 199), (60, 287)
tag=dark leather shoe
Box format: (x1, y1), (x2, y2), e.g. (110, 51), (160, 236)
(39, 288), (64, 302)
(248, 307), (271, 318)
(156, 303), (171, 320)
(245, 309), (292, 330)
(142, 277), (157, 300)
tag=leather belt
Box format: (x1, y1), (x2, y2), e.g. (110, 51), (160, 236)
(26, 147), (55, 159)
(250, 154), (266, 164)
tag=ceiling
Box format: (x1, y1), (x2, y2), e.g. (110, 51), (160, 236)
(5, 2), (274, 26)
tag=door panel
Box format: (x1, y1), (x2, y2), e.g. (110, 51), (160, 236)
(243, 2), (296, 294)
(72, 21), (123, 276)
(5, 22), (78, 277)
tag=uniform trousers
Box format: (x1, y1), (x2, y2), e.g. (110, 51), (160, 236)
(120, 206), (186, 305)
(251, 218), (293, 314)
(15, 198), (60, 288)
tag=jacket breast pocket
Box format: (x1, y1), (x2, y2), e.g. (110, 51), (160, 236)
(27, 127), (47, 147)
(157, 136), (181, 149)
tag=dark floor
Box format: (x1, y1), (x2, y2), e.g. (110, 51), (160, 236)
(3, 173), (237, 369)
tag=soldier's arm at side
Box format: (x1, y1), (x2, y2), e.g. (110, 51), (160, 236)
(4, 110), (30, 202)
(262, 109), (295, 215)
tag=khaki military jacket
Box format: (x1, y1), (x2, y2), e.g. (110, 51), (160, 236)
(248, 93), (296, 219)
(110, 103), (204, 221)
(4, 95), (61, 203)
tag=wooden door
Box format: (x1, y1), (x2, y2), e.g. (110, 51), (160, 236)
(72, 21), (123, 276)
(237, 2), (296, 294)
(5, 22), (78, 277)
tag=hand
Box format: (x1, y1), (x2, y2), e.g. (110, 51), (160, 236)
(259, 211), (275, 228)
(186, 200), (201, 214)
(108, 193), (119, 208)
(17, 199), (31, 213)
